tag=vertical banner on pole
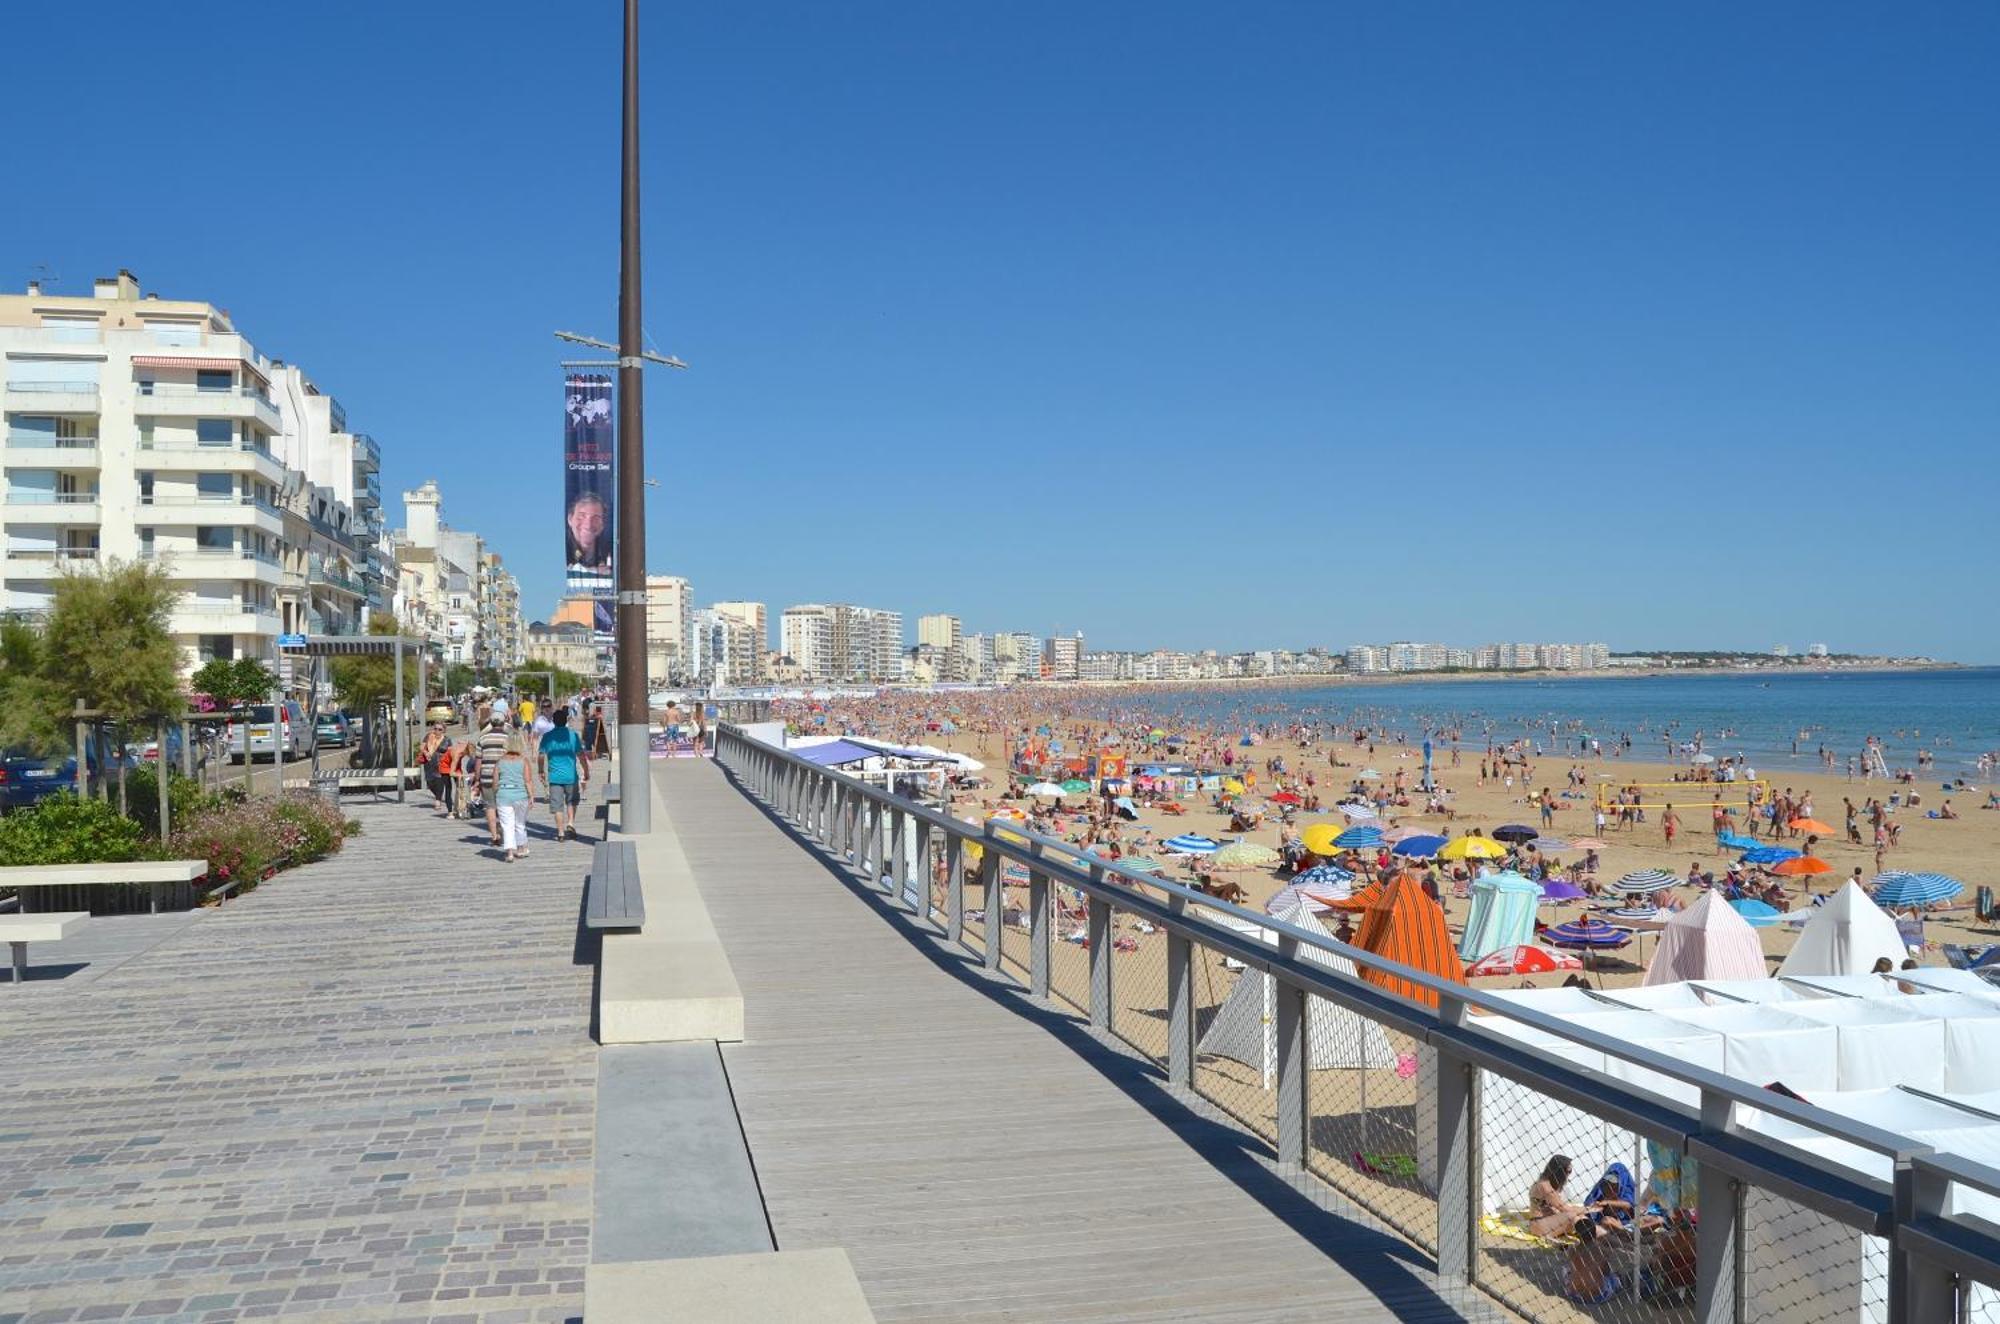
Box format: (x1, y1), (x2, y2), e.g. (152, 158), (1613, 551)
(563, 373), (616, 641)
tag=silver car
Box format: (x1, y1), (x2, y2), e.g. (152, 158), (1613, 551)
(227, 701), (316, 762)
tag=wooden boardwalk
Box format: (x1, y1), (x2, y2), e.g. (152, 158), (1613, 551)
(661, 759), (1494, 1324)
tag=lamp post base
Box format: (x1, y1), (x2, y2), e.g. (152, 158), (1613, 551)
(618, 722), (652, 834)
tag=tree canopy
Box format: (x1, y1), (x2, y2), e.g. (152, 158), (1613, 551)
(43, 561), (183, 723)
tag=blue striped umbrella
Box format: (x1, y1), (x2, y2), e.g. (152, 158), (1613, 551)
(1614, 868), (1678, 896)
(1392, 834), (1450, 859)
(1543, 917), (1632, 950)
(1163, 834), (1220, 855)
(1334, 826), (1384, 849)
(1739, 846), (1801, 866)
(1292, 863), (1357, 888)
(1872, 872), (1965, 907)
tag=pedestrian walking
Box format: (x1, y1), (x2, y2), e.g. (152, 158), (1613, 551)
(494, 734), (541, 862)
(478, 717), (511, 848)
(540, 707), (585, 842)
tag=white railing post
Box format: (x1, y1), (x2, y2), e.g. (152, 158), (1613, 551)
(946, 833), (965, 943)
(1433, 993), (1479, 1287)
(1695, 1090), (1743, 1324)
(1890, 1161), (1956, 1324)
(1274, 936), (1308, 1167)
(981, 840), (1002, 970)
(890, 807), (908, 897)
(1087, 883), (1112, 1030)
(1166, 894), (1193, 1088)
(912, 821), (932, 920)
(1028, 854), (1051, 999)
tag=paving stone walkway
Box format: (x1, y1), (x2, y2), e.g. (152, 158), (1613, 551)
(0, 798), (599, 1323)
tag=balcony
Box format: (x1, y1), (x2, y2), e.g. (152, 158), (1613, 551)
(171, 603), (280, 637)
(1, 547), (100, 579)
(132, 384), (281, 433)
(135, 492), (284, 534)
(1, 435), (99, 468)
(309, 559), (363, 597)
(3, 490), (101, 522)
(4, 381), (100, 413)
(353, 433), (380, 475)
(138, 436), (288, 480)
(139, 546), (284, 586)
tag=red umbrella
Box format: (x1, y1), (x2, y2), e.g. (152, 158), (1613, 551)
(1465, 944), (1583, 978)
(1270, 791), (1303, 805)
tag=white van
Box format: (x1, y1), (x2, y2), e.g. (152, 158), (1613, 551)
(227, 701), (315, 762)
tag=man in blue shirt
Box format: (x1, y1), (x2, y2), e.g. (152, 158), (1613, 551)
(540, 707), (586, 842)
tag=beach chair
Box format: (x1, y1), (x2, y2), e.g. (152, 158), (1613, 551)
(1943, 944), (1972, 970)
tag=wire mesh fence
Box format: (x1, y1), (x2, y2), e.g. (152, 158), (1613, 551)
(1108, 896), (1172, 1070)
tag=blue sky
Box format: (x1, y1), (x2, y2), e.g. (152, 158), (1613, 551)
(9, 2), (1997, 659)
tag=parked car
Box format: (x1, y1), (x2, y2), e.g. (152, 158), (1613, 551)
(423, 699), (456, 725)
(0, 748), (79, 811)
(314, 711), (353, 748)
(226, 701), (316, 762)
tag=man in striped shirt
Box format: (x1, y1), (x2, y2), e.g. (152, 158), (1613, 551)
(478, 718), (512, 848)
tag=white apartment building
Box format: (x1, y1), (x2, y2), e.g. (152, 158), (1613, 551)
(779, 603), (902, 683)
(0, 271), (318, 669)
(1043, 633), (1082, 681)
(392, 479), (523, 670)
(1346, 645), (1388, 674)
(917, 613), (961, 652)
(780, 604), (835, 681)
(645, 574), (693, 688)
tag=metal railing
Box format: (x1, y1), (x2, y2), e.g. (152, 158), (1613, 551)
(138, 436), (278, 457)
(713, 723), (2000, 1324)
(5, 547), (99, 562)
(4, 381), (99, 397)
(4, 490), (100, 505)
(3, 434), (100, 449)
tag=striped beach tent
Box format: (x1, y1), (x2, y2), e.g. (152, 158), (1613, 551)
(1354, 873), (1463, 1007)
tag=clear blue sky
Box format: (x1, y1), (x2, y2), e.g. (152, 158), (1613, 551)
(10, 3), (1996, 659)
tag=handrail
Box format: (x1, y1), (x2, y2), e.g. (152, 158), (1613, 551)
(713, 721), (2000, 1322)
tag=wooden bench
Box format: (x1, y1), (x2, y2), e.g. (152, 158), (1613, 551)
(305, 767), (424, 799)
(1, 911), (87, 983)
(0, 860), (209, 915)
(586, 840), (645, 931)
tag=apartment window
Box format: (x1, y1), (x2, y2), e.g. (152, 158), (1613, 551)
(138, 528), (154, 558)
(195, 472), (233, 501)
(196, 370), (232, 394)
(147, 323), (202, 348)
(200, 635), (234, 662)
(138, 472), (154, 502)
(139, 419), (154, 445)
(196, 419), (233, 447)
(195, 526), (232, 551)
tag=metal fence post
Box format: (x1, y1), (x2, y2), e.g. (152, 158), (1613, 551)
(1274, 936), (1308, 1167)
(946, 833), (965, 944)
(912, 821), (932, 920)
(872, 799), (888, 884)
(981, 841), (1002, 971)
(1028, 861), (1051, 999)
(1695, 1089), (1743, 1324)
(1166, 895), (1193, 1088)
(1433, 994), (1479, 1287)
(890, 808), (907, 897)
(1088, 890), (1112, 1031)
(1890, 1160), (1956, 1324)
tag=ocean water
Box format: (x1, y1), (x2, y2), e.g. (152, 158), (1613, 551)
(1085, 667), (2000, 775)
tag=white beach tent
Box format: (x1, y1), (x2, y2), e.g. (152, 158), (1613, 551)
(1642, 891), (1769, 985)
(1195, 901), (1395, 1086)
(1778, 882), (1908, 978)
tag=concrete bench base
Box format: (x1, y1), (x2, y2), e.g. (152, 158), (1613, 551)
(585, 1249), (874, 1323)
(596, 771), (743, 1044)
(0, 861), (207, 916)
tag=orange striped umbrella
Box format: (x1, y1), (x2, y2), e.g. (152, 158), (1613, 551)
(1771, 855), (1832, 876)
(1354, 872), (1464, 1008)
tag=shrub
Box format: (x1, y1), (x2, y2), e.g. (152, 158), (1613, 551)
(169, 791), (349, 892)
(0, 792), (146, 865)
(122, 765), (228, 835)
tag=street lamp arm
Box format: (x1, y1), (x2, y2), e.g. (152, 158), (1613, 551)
(554, 331), (687, 369)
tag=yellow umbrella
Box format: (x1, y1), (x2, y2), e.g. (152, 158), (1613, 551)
(1223, 778), (1246, 795)
(1438, 835), (1507, 861)
(1301, 822), (1346, 857)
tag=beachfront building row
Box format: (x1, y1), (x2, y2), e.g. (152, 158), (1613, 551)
(780, 602), (903, 684)
(391, 480), (525, 672)
(0, 270), (401, 683)
(1346, 640), (1612, 674)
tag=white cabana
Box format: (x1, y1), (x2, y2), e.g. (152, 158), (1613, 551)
(1778, 882), (1908, 977)
(1654, 1004), (1841, 1093)
(1195, 901), (1395, 1083)
(1643, 891), (1769, 985)
(1895, 966), (1998, 995)
(1593, 981), (1708, 1010)
(1692, 977), (1804, 1005)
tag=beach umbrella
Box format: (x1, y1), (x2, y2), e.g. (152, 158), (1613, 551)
(1728, 898), (1782, 929)
(1026, 781), (1067, 798)
(1293, 863), (1356, 890)
(1543, 917), (1632, 951)
(1334, 826), (1384, 849)
(1492, 824), (1539, 844)
(1163, 833), (1220, 856)
(1690, 753), (1716, 765)
(1568, 837), (1609, 850)
(1266, 880), (1341, 913)
(1270, 791), (1303, 805)
(1392, 834), (1450, 859)
(1740, 846), (1801, 866)
(1529, 836), (1572, 852)
(1465, 944), (1582, 978)
(1222, 778), (1247, 795)
(1356, 767), (1383, 779)
(1789, 818), (1836, 836)
(1614, 868), (1678, 896)
(1337, 803), (1379, 821)
(1301, 823), (1347, 857)
(1211, 842), (1280, 870)
(1771, 856), (1833, 878)
(1059, 778), (1089, 794)
(1354, 873), (1464, 1007)
(1871, 872), (1965, 907)
(1539, 880), (1588, 901)
(1606, 904), (1670, 925)
(1439, 835), (1507, 861)
(986, 805), (1027, 823)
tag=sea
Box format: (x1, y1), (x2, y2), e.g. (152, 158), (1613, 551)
(1078, 667), (2000, 777)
